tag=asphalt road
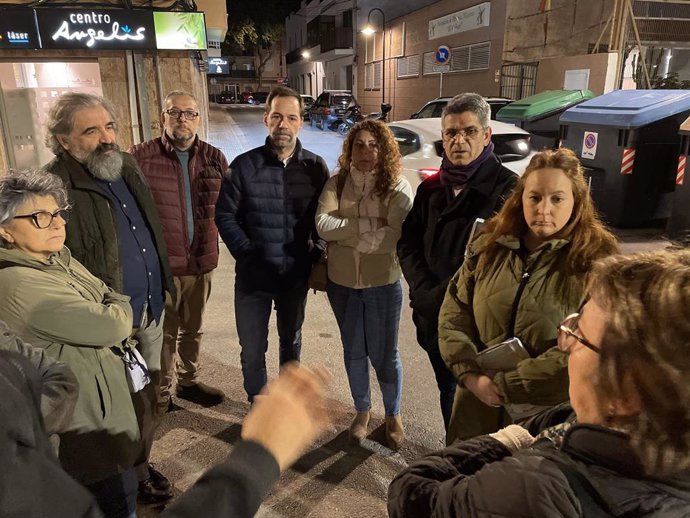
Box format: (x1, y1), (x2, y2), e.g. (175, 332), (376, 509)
(141, 105), (446, 518)
(141, 104), (673, 517)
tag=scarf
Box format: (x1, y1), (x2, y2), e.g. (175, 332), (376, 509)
(439, 141), (494, 187)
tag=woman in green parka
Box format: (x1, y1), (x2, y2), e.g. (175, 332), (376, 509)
(0, 169), (139, 518)
(438, 148), (619, 443)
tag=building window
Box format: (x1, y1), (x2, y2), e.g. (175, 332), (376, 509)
(365, 61), (382, 90)
(423, 41), (491, 75)
(397, 55), (420, 78)
(343, 9), (353, 28)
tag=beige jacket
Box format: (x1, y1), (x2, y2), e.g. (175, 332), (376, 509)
(316, 170), (413, 288)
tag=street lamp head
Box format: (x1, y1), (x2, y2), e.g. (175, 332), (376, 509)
(361, 25), (376, 36)
(301, 50), (310, 58)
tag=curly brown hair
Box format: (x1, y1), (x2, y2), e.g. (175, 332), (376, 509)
(476, 148), (619, 275)
(588, 250), (690, 476)
(336, 119), (401, 196)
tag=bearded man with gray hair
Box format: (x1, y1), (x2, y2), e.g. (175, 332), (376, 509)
(43, 92), (176, 505)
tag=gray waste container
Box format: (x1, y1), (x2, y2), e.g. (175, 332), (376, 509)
(667, 116), (690, 242)
(559, 89), (690, 227)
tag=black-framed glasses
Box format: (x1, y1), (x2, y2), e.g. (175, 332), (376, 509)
(557, 313), (600, 354)
(442, 126), (482, 142)
(13, 208), (71, 229)
(165, 108), (199, 120)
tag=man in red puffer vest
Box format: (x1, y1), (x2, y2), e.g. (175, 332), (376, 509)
(131, 90), (228, 415)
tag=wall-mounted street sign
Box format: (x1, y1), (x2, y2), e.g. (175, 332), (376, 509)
(0, 9), (39, 49)
(36, 9), (156, 50)
(207, 57), (229, 75)
(435, 45), (451, 65)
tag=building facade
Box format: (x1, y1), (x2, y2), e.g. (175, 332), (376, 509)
(0, 0), (227, 172)
(286, 0), (355, 99)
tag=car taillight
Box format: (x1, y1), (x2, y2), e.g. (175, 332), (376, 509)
(418, 168), (439, 180)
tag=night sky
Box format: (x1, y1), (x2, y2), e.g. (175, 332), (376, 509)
(226, 0), (302, 23)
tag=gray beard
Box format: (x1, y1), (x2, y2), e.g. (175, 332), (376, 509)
(87, 149), (123, 181)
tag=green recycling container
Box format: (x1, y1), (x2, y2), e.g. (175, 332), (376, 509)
(496, 89), (595, 150)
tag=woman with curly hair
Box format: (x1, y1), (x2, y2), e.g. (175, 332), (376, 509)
(438, 147), (619, 443)
(316, 119), (413, 450)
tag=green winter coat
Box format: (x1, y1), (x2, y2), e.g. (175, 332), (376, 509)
(439, 234), (584, 442)
(0, 246), (139, 483)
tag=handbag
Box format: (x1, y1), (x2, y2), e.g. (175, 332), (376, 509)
(112, 339), (151, 393)
(309, 173), (347, 293)
(309, 252), (328, 292)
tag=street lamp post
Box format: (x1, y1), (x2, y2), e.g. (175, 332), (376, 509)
(363, 7), (386, 105)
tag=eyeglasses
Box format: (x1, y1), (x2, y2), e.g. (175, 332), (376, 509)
(13, 208), (71, 229)
(557, 313), (600, 354)
(165, 109), (200, 120)
(442, 126), (483, 142)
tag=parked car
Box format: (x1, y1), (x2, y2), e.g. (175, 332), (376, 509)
(300, 94), (315, 119)
(217, 92), (237, 104)
(250, 91), (269, 104)
(410, 96), (514, 120)
(309, 90), (360, 130)
(388, 117), (535, 192)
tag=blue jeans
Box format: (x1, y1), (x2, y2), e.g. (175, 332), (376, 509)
(326, 280), (403, 416)
(235, 280), (308, 400)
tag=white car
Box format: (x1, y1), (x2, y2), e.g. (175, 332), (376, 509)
(388, 118), (535, 192)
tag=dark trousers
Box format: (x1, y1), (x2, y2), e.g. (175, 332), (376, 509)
(234, 279), (309, 401)
(412, 311), (457, 431)
(85, 468), (138, 518)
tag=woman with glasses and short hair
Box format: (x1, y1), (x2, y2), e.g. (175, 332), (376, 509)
(389, 249), (690, 517)
(0, 169), (140, 518)
(437, 148), (619, 443)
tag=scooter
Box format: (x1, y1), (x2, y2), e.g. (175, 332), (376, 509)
(337, 103), (392, 136)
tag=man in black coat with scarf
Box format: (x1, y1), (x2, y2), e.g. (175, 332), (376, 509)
(397, 93), (518, 432)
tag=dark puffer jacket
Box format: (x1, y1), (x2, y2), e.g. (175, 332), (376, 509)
(215, 138), (329, 290)
(398, 155), (518, 325)
(388, 407), (690, 518)
(129, 133), (227, 276)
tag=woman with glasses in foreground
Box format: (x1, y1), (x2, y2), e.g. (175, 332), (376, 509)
(438, 148), (619, 443)
(0, 169), (139, 518)
(389, 249), (690, 517)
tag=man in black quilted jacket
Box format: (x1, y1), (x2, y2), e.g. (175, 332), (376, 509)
(215, 86), (329, 402)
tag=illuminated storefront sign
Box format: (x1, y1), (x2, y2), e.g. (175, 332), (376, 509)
(0, 10), (39, 48)
(2, 8), (207, 50)
(208, 57), (229, 75)
(153, 12), (206, 50)
(36, 9), (156, 50)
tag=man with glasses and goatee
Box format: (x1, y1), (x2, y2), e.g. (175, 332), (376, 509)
(131, 91), (228, 413)
(43, 92), (175, 505)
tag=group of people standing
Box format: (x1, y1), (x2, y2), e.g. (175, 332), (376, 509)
(0, 85), (688, 518)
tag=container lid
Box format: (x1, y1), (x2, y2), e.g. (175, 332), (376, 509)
(681, 115), (690, 135)
(560, 90), (690, 129)
(496, 90), (595, 122)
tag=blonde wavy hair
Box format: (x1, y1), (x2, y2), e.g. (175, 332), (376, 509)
(337, 119), (401, 196)
(477, 148), (619, 275)
(588, 250), (690, 476)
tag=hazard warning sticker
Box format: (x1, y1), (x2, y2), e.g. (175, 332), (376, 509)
(581, 131), (598, 160)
